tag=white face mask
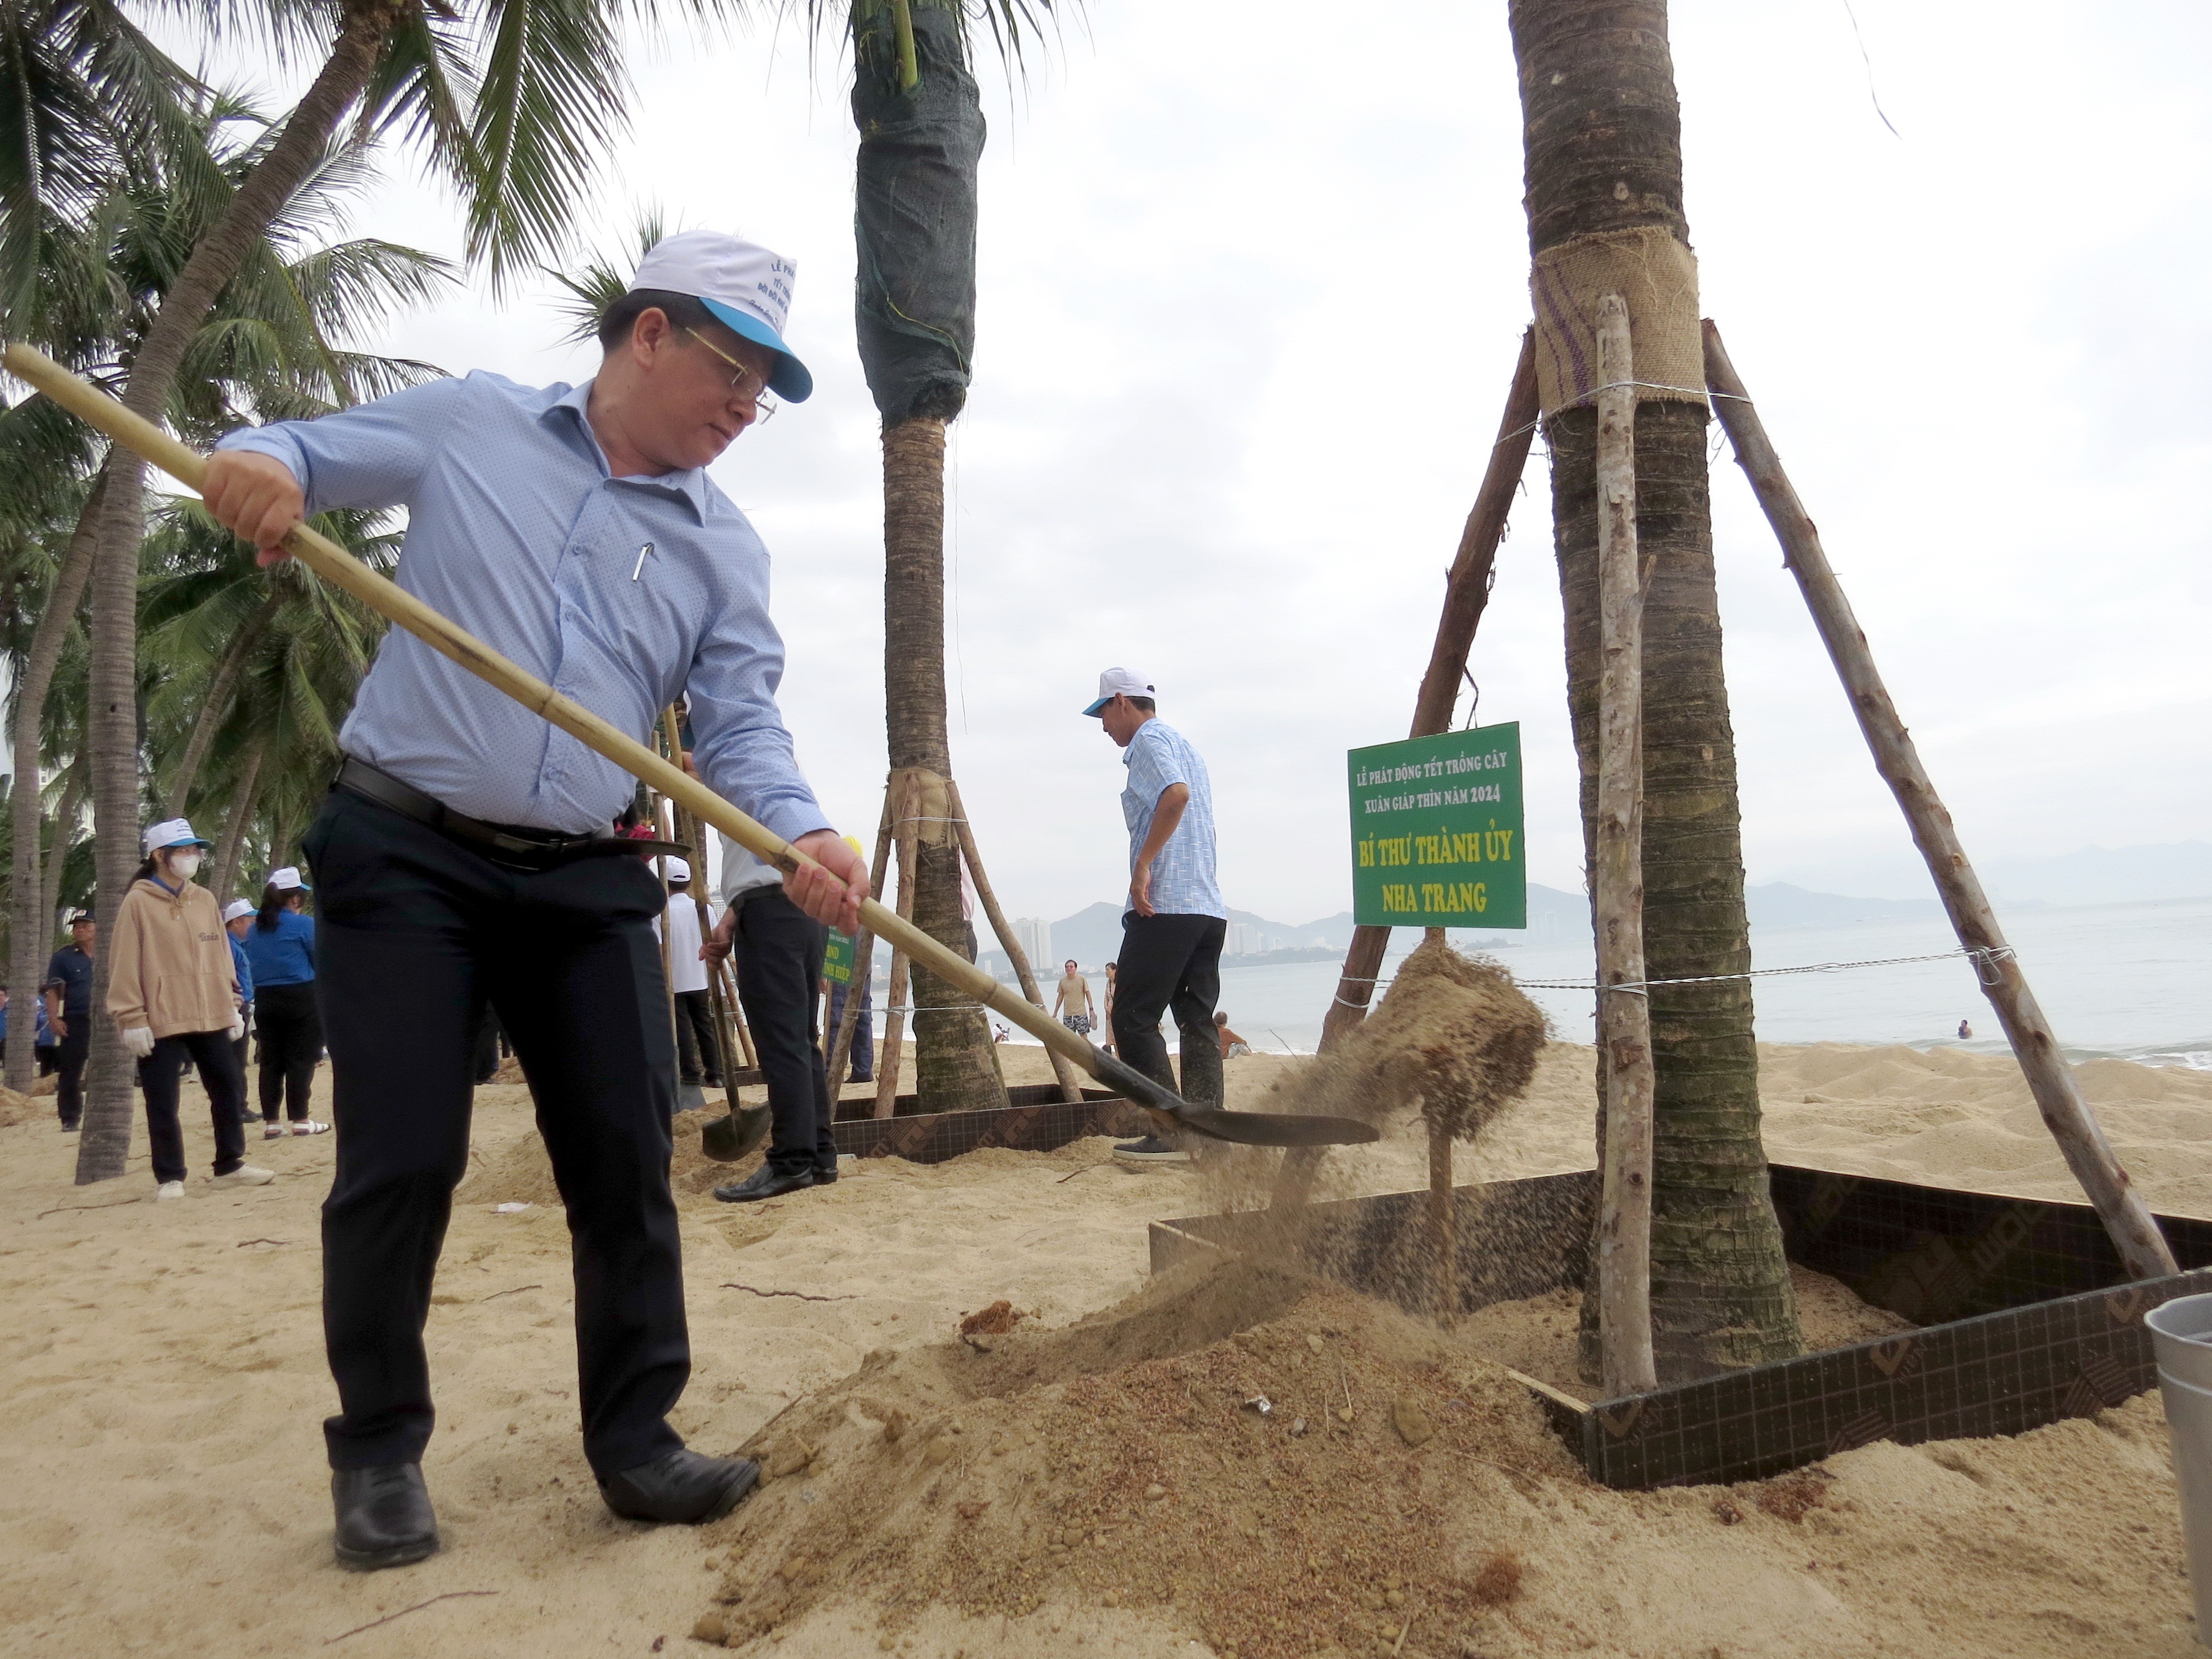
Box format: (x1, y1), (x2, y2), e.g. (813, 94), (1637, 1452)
(168, 852), (202, 881)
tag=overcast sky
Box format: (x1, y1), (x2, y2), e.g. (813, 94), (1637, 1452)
(147, 0), (2212, 921)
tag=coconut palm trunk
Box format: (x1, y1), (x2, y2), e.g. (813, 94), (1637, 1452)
(4, 465), (106, 1093)
(851, 1), (1004, 1113)
(1509, 0), (1800, 1375)
(207, 739), (265, 906)
(75, 0), (395, 1183)
(159, 592), (281, 818)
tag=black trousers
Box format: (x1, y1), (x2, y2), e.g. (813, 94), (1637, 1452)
(727, 885), (833, 1177)
(673, 989), (720, 1085)
(140, 1029), (248, 1183)
(233, 1006), (252, 1108)
(254, 980), (324, 1120)
(304, 789), (685, 1479)
(53, 1024), (89, 1128)
(1110, 912), (1226, 1112)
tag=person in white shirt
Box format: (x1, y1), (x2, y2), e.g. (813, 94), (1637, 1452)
(653, 859), (721, 1087)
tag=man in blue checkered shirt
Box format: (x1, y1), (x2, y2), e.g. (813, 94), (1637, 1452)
(1084, 668), (1227, 1164)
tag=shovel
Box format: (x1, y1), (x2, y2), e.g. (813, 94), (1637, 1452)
(8, 343), (1375, 1150)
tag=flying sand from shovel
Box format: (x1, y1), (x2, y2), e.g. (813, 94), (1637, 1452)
(4, 342), (1375, 1153)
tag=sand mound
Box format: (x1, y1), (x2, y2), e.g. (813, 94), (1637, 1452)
(456, 1105), (728, 1209)
(0, 1085), (38, 1128)
(1260, 941), (1548, 1144)
(698, 1260), (1572, 1657)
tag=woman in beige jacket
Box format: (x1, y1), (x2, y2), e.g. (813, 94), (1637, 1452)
(107, 818), (273, 1199)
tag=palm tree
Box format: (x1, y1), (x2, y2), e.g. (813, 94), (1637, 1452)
(2, 81), (445, 1101)
(34, 0), (752, 1178)
(1507, 0), (1800, 1377)
(842, 0), (1051, 1113)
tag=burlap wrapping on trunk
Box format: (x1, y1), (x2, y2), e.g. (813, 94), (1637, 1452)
(1530, 226), (1704, 415)
(890, 765), (956, 849)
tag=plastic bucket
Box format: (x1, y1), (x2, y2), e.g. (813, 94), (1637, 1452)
(2147, 1292), (2212, 1645)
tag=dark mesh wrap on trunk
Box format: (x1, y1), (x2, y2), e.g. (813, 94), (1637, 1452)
(850, 4), (984, 424)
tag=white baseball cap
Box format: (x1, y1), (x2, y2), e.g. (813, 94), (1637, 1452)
(222, 899), (255, 923)
(629, 229), (813, 403)
(665, 857), (692, 883)
(267, 866), (310, 893)
(1082, 667), (1156, 717)
(143, 817), (211, 856)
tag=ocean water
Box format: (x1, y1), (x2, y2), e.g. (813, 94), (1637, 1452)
(1047, 896), (2212, 1068)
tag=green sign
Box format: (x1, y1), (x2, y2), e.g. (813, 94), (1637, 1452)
(822, 927), (854, 985)
(1348, 722), (1525, 928)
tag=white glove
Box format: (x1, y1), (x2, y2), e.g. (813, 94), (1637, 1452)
(122, 1026), (156, 1060)
(227, 1016), (246, 1042)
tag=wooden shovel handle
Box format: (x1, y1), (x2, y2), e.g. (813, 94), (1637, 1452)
(1, 341), (1146, 1105)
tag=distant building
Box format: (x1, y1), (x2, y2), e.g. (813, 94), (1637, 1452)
(1227, 922), (1265, 957)
(1012, 916), (1053, 969)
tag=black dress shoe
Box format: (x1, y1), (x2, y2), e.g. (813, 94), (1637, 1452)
(811, 1165), (838, 1186)
(598, 1448), (759, 1524)
(332, 1463), (439, 1571)
(713, 1164), (814, 1203)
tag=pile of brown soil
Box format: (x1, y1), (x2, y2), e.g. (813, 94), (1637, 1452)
(456, 1108), (729, 1210)
(695, 1259), (1575, 1658)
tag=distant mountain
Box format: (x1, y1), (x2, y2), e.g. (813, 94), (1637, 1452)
(1744, 883), (1942, 931)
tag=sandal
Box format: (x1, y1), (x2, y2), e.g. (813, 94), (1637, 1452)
(292, 1119), (331, 1136)
(263, 1123), (285, 1140)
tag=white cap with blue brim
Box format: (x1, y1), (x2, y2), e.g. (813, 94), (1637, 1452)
(1083, 666), (1156, 717)
(143, 817), (212, 856)
(630, 229), (813, 404)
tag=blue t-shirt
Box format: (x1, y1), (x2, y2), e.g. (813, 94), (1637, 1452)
(1120, 718), (1224, 919)
(242, 908), (316, 987)
(229, 933), (255, 1003)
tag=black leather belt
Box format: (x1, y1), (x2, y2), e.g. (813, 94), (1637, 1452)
(335, 758), (687, 870)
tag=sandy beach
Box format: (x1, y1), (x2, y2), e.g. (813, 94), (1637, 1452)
(4, 1040), (2210, 1657)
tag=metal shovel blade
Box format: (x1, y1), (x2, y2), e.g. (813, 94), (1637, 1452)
(701, 1103), (772, 1163)
(1092, 1048), (1379, 1149)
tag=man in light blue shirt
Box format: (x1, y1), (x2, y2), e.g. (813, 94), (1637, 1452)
(1084, 667), (1227, 1163)
(199, 229), (867, 1571)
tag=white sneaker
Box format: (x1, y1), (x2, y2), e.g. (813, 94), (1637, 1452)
(210, 1165), (275, 1189)
(155, 1181), (185, 1201)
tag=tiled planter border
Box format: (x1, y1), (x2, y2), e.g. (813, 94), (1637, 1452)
(830, 1086), (1142, 1166)
(1149, 1165), (2212, 1489)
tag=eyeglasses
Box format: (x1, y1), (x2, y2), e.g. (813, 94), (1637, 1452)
(680, 327), (779, 424)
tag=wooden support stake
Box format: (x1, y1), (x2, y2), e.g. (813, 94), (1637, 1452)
(947, 780), (1083, 1106)
(1702, 319), (2177, 1281)
(1591, 295), (1659, 1398)
(716, 961), (756, 1071)
(1428, 1119), (1457, 1327)
(873, 774), (921, 1120)
(827, 790), (897, 1094)
(1321, 330), (1540, 1052)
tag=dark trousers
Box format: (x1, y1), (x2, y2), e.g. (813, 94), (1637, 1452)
(255, 980), (324, 1120)
(1110, 912), (1226, 1111)
(827, 980), (874, 1081)
(727, 885), (833, 1177)
(139, 1029), (248, 1183)
(54, 1024), (89, 1127)
(233, 1007), (252, 1108)
(304, 789), (685, 1479)
(673, 989), (720, 1085)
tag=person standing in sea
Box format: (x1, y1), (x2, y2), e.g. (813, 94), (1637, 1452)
(1084, 667), (1227, 1166)
(196, 227), (868, 1571)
